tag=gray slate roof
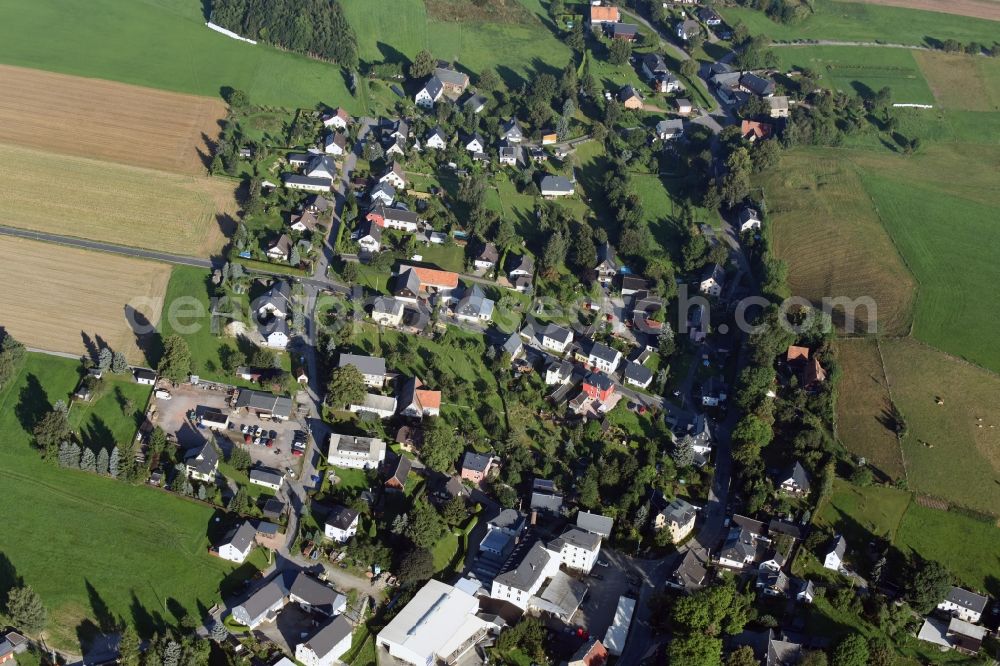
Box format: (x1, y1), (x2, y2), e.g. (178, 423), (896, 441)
(551, 527), (601, 551)
(300, 614), (352, 658)
(421, 76), (443, 99)
(338, 353), (386, 377)
(784, 461), (811, 492)
(234, 389), (294, 418)
(494, 540), (552, 591)
(576, 511), (613, 538)
(221, 520), (256, 552)
(249, 467), (283, 486)
(944, 586), (988, 613)
(624, 360), (654, 385)
(326, 505), (360, 531)
(539, 175), (574, 193)
(434, 66), (468, 87)
(461, 451), (493, 473)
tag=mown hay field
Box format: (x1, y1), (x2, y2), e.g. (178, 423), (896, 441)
(0, 237), (170, 362)
(881, 337), (1000, 516)
(0, 143), (234, 255)
(914, 50), (1000, 111)
(761, 149), (916, 336)
(834, 338), (904, 479)
(0, 64), (226, 174)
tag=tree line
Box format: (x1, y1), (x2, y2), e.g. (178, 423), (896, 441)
(210, 0), (359, 69)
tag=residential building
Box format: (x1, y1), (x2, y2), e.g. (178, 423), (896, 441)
(756, 568), (791, 597)
(415, 76), (444, 107)
(454, 285), (494, 322)
(654, 498), (697, 542)
(610, 22), (638, 40)
(797, 580), (816, 604)
(551, 528), (602, 572)
(576, 511), (614, 538)
(249, 468), (284, 491)
(473, 242), (499, 271)
(675, 98), (693, 114)
(288, 571), (347, 616)
(323, 131), (347, 156)
(589, 4), (620, 25)
(499, 143), (523, 166)
(434, 66), (470, 96)
(426, 126), (448, 149)
(919, 616), (988, 655)
(233, 389), (293, 420)
(619, 85), (644, 110)
(779, 461), (811, 495)
(290, 209), (320, 233)
(530, 478), (564, 516)
(348, 393), (397, 419)
(322, 107), (350, 129)
(378, 162), (407, 190)
(295, 616), (353, 666)
(366, 202), (421, 231)
(463, 132), (485, 154)
(699, 263), (725, 296)
(623, 361), (654, 389)
(327, 434), (387, 469)
(397, 377), (441, 418)
(698, 7), (723, 25)
(134, 368), (157, 385)
(769, 95), (790, 118)
(741, 119), (774, 142)
(501, 118), (524, 143)
(739, 72), (776, 97)
(377, 579), (492, 666)
(803, 357), (827, 391)
(355, 218), (382, 253)
(392, 265), (459, 302)
(677, 19), (700, 40)
(371, 296), (405, 327)
(540, 322), (573, 353)
(655, 118), (684, 141)
(369, 181), (395, 206)
(540, 174), (575, 197)
(582, 372), (615, 403)
(217, 521), (256, 563)
(384, 454), (412, 492)
(938, 587), (989, 624)
(666, 550), (707, 592)
(594, 242), (618, 284)
(283, 175), (332, 192)
(491, 541), (561, 608)
(718, 524), (766, 569)
(507, 253), (535, 283)
(500, 332), (523, 360)
(461, 451), (494, 483)
(545, 358), (574, 385)
(184, 440), (219, 482)
(738, 207), (762, 232)
(304, 154), (337, 180)
(823, 535), (847, 571)
(640, 52), (669, 82)
(337, 353), (386, 388)
(324, 505), (360, 542)
(231, 579), (287, 629)
(462, 93), (487, 114)
(583, 340), (622, 373)
(267, 234), (292, 262)
(566, 638), (608, 666)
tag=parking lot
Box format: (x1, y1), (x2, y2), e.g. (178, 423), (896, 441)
(574, 549), (640, 640)
(151, 382), (307, 477)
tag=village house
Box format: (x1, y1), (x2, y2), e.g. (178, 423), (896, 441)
(619, 85), (644, 110)
(397, 377), (441, 418)
(529, 321), (573, 353)
(506, 253), (535, 290)
(217, 520), (256, 563)
(283, 174), (332, 192)
(249, 468), (284, 491)
(541, 131), (558, 145)
(184, 440), (218, 482)
(366, 203), (421, 232)
(337, 353), (386, 388)
(666, 550), (708, 592)
(655, 498), (698, 543)
(779, 461), (811, 495)
(473, 242), (499, 272)
(545, 358), (574, 386)
(295, 615), (353, 666)
(623, 360), (654, 389)
(378, 162), (407, 190)
(582, 372), (615, 404)
(498, 142), (524, 166)
(501, 118), (525, 143)
(566, 639), (608, 666)
(426, 126), (448, 149)
(266, 234), (293, 262)
(327, 433), (387, 469)
(324, 131), (347, 156)
(460, 451), (495, 484)
(530, 478), (564, 516)
(354, 218), (382, 253)
(552, 527), (603, 572)
(738, 207), (762, 232)
(938, 587), (989, 624)
(324, 505), (360, 542)
(656, 118), (684, 141)
(677, 19), (700, 40)
(133, 368), (157, 385)
(392, 265), (460, 302)
(769, 95), (790, 118)
(383, 453), (412, 492)
(415, 75), (444, 108)
(675, 98), (694, 115)
(233, 389), (293, 420)
(540, 174), (575, 197)
(462, 92), (487, 114)
(434, 65), (470, 96)
(699, 263), (725, 296)
(371, 296), (405, 327)
(322, 107), (350, 129)
(580, 339), (622, 374)
(454, 285), (494, 322)
(803, 356), (827, 391)
(594, 242), (618, 285)
(463, 132), (485, 155)
(577, 511), (614, 538)
(349, 393), (397, 419)
(823, 535), (847, 571)
(741, 119), (774, 142)
(369, 181), (395, 206)
(610, 23), (638, 40)
(231, 579), (287, 629)
(739, 72), (776, 98)
(589, 4), (620, 25)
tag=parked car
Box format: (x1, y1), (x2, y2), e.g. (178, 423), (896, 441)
(244, 434), (252, 444)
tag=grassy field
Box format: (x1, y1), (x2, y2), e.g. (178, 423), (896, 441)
(342, 0), (572, 89)
(817, 479), (1000, 593)
(69, 375), (153, 449)
(773, 46), (935, 104)
(0, 353), (239, 650)
(0, 237), (171, 363)
(834, 338), (904, 479)
(719, 0), (1000, 46)
(761, 148), (915, 335)
(0, 0), (355, 109)
(0, 143), (235, 255)
(881, 338), (1000, 515)
(0, 64), (226, 174)
(914, 51), (1000, 111)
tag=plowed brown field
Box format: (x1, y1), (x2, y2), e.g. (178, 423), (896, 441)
(0, 64), (226, 174)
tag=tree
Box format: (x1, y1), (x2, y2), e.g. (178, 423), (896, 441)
(209, 620), (229, 644)
(290, 245), (301, 267)
(5, 585), (47, 634)
(422, 417), (462, 472)
(406, 501), (446, 549)
(33, 407), (71, 460)
(96, 448), (110, 475)
(731, 415), (772, 464)
(229, 446), (252, 471)
(0, 334), (26, 390)
(493, 617), (547, 665)
(410, 50), (435, 79)
(666, 634), (722, 666)
(80, 448), (97, 472)
(326, 364), (366, 408)
(225, 88), (249, 109)
(162, 640), (182, 666)
(397, 547), (435, 585)
(541, 231), (568, 278)
(832, 634), (869, 666)
(158, 335), (192, 383)
(477, 68), (501, 92)
(119, 623), (141, 666)
(229, 486), (249, 515)
(726, 646), (758, 666)
(220, 346), (246, 374)
(111, 351), (129, 374)
(609, 38), (633, 65)
(681, 58), (699, 79)
(98, 347), (114, 372)
(441, 496), (467, 526)
(906, 560), (951, 613)
(672, 435), (695, 468)
(799, 652), (829, 666)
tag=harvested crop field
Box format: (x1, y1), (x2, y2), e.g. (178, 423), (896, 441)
(914, 51), (1000, 111)
(0, 64), (226, 174)
(835, 337), (904, 480)
(0, 143), (234, 255)
(846, 0), (1000, 21)
(0, 236), (170, 362)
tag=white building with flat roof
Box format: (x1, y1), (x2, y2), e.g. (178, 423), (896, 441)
(603, 596), (636, 656)
(376, 579), (491, 666)
(327, 434), (386, 469)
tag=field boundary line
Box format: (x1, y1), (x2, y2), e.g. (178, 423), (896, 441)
(872, 336), (909, 485)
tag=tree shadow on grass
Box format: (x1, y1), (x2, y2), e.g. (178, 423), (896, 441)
(80, 416), (116, 454)
(15, 374), (51, 434)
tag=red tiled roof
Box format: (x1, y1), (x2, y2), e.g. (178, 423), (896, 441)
(590, 5), (620, 21)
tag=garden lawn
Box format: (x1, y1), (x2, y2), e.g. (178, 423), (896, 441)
(0, 353), (239, 650)
(719, 0), (1000, 46)
(774, 46), (935, 104)
(0, 0), (356, 109)
(69, 375), (153, 451)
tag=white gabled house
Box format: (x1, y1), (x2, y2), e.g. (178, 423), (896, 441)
(938, 587), (989, 624)
(296, 616), (353, 666)
(324, 131), (347, 156)
(699, 263), (725, 297)
(378, 162), (407, 190)
(415, 76), (444, 108)
(217, 521), (256, 563)
(426, 127), (448, 149)
(464, 133), (485, 154)
(823, 535), (847, 571)
(324, 505), (360, 543)
(738, 207), (762, 233)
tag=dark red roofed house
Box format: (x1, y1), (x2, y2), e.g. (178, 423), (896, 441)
(582, 372), (615, 403)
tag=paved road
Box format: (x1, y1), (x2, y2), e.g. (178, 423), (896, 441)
(771, 39), (933, 50)
(0, 225), (214, 268)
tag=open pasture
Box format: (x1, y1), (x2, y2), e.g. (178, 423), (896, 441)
(0, 64), (226, 174)
(0, 143), (234, 255)
(0, 237), (170, 363)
